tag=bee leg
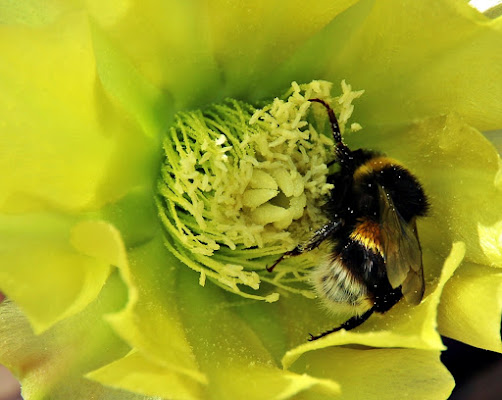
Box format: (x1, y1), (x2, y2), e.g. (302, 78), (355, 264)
(266, 219), (343, 272)
(326, 159), (337, 168)
(308, 307), (375, 341)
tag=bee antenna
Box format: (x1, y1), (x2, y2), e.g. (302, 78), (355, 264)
(309, 98), (343, 144)
(310, 98), (352, 166)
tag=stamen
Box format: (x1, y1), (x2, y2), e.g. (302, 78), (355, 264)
(156, 80), (363, 300)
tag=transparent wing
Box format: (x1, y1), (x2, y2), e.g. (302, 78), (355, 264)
(378, 185), (425, 305)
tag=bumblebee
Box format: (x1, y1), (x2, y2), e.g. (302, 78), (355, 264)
(268, 98), (428, 341)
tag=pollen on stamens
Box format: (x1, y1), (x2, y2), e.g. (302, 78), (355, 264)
(156, 80), (364, 301)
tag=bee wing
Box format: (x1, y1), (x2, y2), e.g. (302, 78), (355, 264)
(378, 185), (425, 305)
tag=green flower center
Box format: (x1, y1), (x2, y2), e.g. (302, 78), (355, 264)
(156, 81), (363, 301)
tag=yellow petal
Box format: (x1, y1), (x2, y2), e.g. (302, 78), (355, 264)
(89, 20), (170, 140)
(174, 264), (341, 400)
(0, 14), (108, 212)
(207, 0), (358, 98)
(101, 236), (341, 399)
(91, 0), (222, 109)
(0, 0), (128, 27)
(89, 350), (340, 400)
(438, 262), (502, 353)
(0, 214), (112, 333)
(0, 0), (71, 26)
(290, 348), (454, 400)
(343, 0), (502, 131)
(0, 12), (159, 213)
(274, 0), (502, 131)
(105, 237), (207, 386)
(0, 273), (137, 400)
(88, 350), (205, 400)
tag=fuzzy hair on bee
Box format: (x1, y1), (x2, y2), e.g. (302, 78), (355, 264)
(267, 98), (429, 341)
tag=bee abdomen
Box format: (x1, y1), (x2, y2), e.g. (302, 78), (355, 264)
(312, 254), (373, 315)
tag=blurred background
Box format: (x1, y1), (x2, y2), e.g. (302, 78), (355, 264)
(0, 366), (21, 400)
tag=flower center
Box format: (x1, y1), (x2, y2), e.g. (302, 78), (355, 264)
(156, 80), (363, 301)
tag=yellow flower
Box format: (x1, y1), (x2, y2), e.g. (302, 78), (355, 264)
(0, 1), (501, 399)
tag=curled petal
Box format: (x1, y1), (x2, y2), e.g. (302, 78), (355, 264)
(0, 274), (134, 399)
(290, 347), (454, 400)
(0, 214), (112, 332)
(438, 262), (502, 353)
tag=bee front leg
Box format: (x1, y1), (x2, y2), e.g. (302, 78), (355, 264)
(266, 219), (343, 272)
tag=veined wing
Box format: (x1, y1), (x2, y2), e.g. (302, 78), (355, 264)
(378, 185), (425, 305)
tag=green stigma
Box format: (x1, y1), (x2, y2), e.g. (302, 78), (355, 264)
(156, 80), (364, 301)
